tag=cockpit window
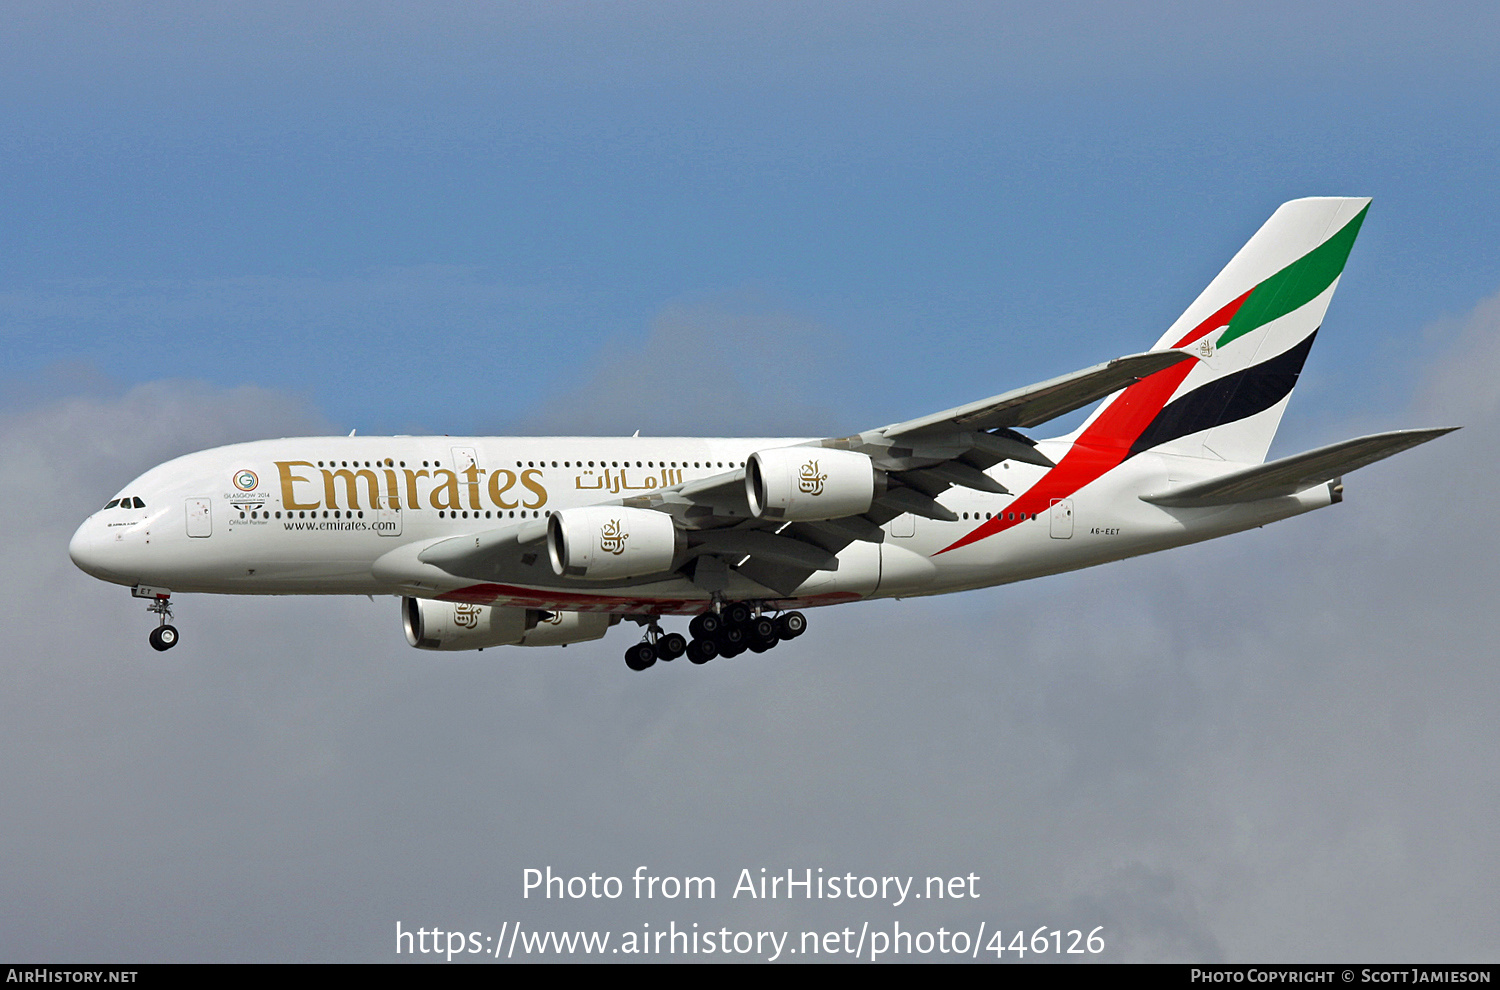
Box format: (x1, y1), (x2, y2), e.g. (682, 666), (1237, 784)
(104, 499), (120, 509)
(132, 497), (145, 508)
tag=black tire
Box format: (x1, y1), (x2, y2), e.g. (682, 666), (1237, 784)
(656, 632), (687, 661)
(724, 602), (752, 627)
(747, 638), (774, 654)
(149, 625), (179, 652)
(716, 626), (746, 650)
(686, 638), (719, 664)
(625, 643), (656, 671)
(776, 611), (807, 639)
(748, 617), (777, 643)
(689, 612), (723, 639)
(719, 641), (746, 659)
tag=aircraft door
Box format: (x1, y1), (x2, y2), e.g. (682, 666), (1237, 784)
(450, 446), (478, 473)
(377, 504), (403, 537)
(185, 497), (213, 538)
(1049, 498), (1074, 539)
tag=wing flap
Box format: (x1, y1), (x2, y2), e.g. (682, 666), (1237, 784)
(1141, 428), (1457, 508)
(690, 529), (840, 571)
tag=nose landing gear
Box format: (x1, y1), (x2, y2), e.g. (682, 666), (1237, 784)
(133, 586), (180, 652)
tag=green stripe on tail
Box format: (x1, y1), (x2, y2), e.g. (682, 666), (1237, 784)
(1218, 203), (1369, 349)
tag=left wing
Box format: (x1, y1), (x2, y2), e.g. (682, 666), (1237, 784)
(611, 349), (1195, 595)
(406, 349), (1196, 598)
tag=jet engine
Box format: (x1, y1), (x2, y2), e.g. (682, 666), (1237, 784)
(518, 610), (614, 647)
(746, 446), (876, 521)
(403, 597), (528, 650)
(547, 506), (678, 581)
(403, 598), (618, 651)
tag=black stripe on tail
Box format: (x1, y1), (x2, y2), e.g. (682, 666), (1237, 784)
(1129, 331), (1318, 458)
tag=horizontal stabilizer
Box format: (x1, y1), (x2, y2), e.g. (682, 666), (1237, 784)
(1141, 428), (1457, 508)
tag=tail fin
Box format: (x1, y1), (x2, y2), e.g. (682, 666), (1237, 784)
(1076, 197), (1370, 464)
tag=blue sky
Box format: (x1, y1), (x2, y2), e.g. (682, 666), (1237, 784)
(6, 3), (1500, 437)
(5, 2), (1500, 963)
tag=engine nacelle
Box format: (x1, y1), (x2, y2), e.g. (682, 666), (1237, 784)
(547, 506), (678, 581)
(519, 610), (615, 647)
(403, 597), (527, 651)
(746, 446), (876, 521)
(404, 599), (617, 651)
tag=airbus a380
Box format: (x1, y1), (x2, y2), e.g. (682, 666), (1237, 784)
(70, 198), (1454, 670)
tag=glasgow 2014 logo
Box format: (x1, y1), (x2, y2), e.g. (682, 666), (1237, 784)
(233, 469), (259, 492)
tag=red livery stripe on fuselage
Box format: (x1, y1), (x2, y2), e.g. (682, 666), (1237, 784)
(931, 295), (1250, 556)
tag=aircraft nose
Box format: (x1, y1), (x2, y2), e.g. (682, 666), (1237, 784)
(69, 517), (115, 581)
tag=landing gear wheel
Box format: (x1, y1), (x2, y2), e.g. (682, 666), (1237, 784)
(747, 637), (776, 654)
(148, 625), (179, 652)
(686, 638), (719, 664)
(723, 602), (752, 627)
(747, 617), (777, 644)
(776, 611), (807, 639)
(625, 642), (657, 671)
(689, 612), (723, 640)
(655, 632), (687, 662)
(716, 626), (746, 652)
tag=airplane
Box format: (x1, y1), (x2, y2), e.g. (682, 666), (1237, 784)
(69, 197), (1455, 671)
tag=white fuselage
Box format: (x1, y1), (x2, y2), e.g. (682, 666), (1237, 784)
(68, 434), (1332, 615)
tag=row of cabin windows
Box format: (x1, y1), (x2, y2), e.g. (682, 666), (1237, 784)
(514, 460), (744, 469)
(110, 494), (1020, 522)
(240, 508), (1027, 523)
(309, 459), (749, 470)
(238, 509), (552, 520)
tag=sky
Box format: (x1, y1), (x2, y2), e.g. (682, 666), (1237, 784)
(2, 1), (1498, 964)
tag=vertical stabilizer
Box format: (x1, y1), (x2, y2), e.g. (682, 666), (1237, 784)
(1074, 197), (1370, 464)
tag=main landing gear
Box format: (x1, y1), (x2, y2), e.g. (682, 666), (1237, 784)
(624, 620), (688, 671)
(622, 604), (806, 672)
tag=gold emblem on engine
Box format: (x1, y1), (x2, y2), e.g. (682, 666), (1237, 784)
(798, 459), (827, 496)
(454, 602), (482, 628)
(599, 518), (628, 555)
